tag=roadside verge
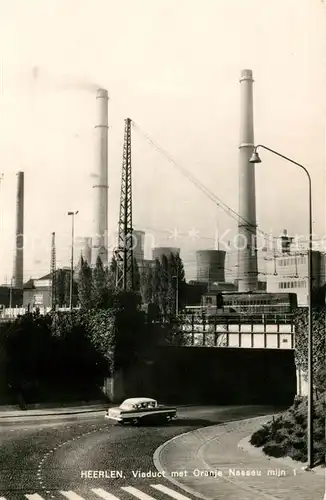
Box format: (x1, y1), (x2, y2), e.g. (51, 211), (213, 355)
(153, 415), (325, 500)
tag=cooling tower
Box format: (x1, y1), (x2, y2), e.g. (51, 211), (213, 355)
(152, 247), (180, 261)
(238, 69), (258, 292)
(133, 230), (145, 262)
(196, 250), (225, 286)
(12, 172), (24, 289)
(92, 88), (109, 266)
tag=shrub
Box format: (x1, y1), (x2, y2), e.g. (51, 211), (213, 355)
(263, 441), (288, 458)
(250, 395), (325, 465)
(250, 424), (271, 446)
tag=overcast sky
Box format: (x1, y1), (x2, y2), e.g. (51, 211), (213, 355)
(0, 0), (325, 283)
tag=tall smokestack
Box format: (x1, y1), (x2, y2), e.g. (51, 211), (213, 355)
(237, 69), (258, 292)
(12, 172), (24, 289)
(92, 88), (109, 266)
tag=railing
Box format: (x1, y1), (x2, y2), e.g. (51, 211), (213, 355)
(176, 313), (295, 349)
(175, 329), (295, 349)
(0, 306), (79, 321)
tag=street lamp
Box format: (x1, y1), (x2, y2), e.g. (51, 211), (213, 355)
(249, 144), (313, 468)
(172, 275), (179, 316)
(67, 211), (79, 310)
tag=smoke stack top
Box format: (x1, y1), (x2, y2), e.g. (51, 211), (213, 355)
(240, 69), (254, 80)
(96, 88), (109, 99)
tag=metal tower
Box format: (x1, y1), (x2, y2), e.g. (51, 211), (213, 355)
(50, 232), (57, 309)
(115, 118), (134, 290)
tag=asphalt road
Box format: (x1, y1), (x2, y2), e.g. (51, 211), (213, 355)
(0, 405), (280, 500)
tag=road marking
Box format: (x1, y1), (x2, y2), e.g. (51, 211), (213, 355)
(121, 487), (156, 500)
(25, 495), (46, 500)
(60, 492), (85, 500)
(92, 488), (121, 500)
(151, 485), (191, 500)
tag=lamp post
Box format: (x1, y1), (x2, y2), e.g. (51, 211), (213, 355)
(67, 211), (79, 310)
(9, 278), (13, 309)
(249, 144), (313, 468)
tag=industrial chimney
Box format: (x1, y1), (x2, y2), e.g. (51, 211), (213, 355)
(12, 172), (24, 289)
(92, 88), (109, 266)
(237, 69), (258, 292)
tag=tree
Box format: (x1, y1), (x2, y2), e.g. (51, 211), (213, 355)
(133, 258), (141, 293)
(173, 253), (186, 312)
(55, 269), (66, 307)
(140, 261), (153, 304)
(151, 258), (161, 306)
(78, 258), (93, 310)
(294, 308), (325, 397)
(85, 290), (145, 375)
(92, 256), (108, 309)
(53, 268), (77, 307)
(106, 255), (117, 291)
(142, 253), (187, 319)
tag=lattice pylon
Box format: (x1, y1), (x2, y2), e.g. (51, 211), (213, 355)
(115, 118), (134, 290)
(50, 232), (57, 309)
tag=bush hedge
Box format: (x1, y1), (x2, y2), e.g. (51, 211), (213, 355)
(0, 291), (148, 403)
(250, 396), (325, 465)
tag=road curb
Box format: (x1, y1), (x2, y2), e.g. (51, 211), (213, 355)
(153, 433), (213, 500)
(153, 413), (278, 500)
(0, 407), (107, 419)
(238, 435), (325, 477)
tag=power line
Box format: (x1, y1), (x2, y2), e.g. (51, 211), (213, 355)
(132, 122), (326, 248)
(132, 122), (278, 242)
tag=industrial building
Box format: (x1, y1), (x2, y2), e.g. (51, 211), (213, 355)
(23, 274), (53, 309)
(265, 232), (326, 307)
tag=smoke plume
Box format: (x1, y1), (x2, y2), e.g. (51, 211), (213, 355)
(31, 66), (103, 92)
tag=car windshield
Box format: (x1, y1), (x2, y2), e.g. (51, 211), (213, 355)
(120, 400), (156, 410)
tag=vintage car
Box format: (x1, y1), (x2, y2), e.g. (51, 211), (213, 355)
(105, 397), (177, 425)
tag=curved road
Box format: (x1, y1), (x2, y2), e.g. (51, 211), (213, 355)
(0, 405), (279, 500)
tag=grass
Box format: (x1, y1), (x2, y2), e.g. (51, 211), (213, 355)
(250, 396), (325, 466)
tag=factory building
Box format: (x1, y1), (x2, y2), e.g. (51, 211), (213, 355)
(265, 230), (326, 306)
(23, 267), (77, 310)
(23, 274), (52, 309)
(266, 251), (326, 307)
